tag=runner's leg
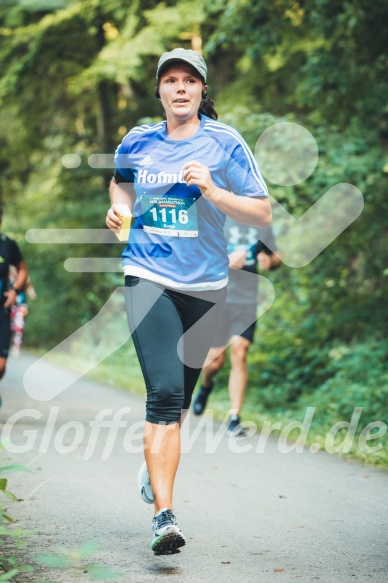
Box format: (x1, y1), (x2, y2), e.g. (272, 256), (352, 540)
(125, 277), (185, 513)
(202, 346), (226, 388)
(228, 335), (251, 416)
(143, 421), (180, 513)
(125, 278), (225, 514)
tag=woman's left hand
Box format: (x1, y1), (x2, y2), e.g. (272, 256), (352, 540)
(183, 161), (217, 201)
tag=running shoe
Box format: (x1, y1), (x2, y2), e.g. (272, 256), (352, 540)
(137, 461), (154, 504)
(151, 508), (186, 555)
(226, 414), (248, 436)
(192, 382), (214, 415)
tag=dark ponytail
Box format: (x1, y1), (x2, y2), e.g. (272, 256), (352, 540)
(199, 93), (218, 120)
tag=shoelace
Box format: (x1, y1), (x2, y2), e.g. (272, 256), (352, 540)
(153, 509), (176, 530)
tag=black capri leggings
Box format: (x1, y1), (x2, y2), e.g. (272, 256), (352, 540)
(125, 276), (226, 424)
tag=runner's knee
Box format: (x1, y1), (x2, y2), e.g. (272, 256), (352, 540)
(230, 342), (249, 366)
(146, 382), (185, 424)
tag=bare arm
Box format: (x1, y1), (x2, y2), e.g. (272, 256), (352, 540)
(106, 177), (136, 233)
(183, 161), (272, 228)
(4, 260), (28, 308)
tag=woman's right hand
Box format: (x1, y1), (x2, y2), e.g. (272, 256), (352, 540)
(106, 205), (123, 233)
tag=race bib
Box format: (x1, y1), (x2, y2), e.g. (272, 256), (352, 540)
(141, 196), (198, 237)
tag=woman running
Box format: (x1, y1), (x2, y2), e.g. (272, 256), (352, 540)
(106, 48), (271, 555)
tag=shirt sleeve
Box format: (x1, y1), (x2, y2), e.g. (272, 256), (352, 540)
(224, 138), (269, 198)
(114, 141), (135, 182)
(113, 169), (134, 184)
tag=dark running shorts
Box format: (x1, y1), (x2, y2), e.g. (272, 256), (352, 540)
(0, 308), (11, 358)
(212, 302), (257, 347)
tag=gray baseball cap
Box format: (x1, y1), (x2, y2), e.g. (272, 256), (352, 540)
(156, 48), (207, 81)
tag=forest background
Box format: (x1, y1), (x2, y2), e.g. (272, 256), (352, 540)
(0, 0), (387, 466)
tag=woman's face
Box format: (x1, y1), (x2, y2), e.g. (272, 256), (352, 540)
(158, 63), (207, 125)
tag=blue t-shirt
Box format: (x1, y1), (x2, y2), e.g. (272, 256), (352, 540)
(114, 114), (268, 291)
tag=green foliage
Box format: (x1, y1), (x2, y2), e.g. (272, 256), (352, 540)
(0, 445), (35, 582)
(0, 452), (32, 526)
(205, 0), (388, 129)
(0, 0), (386, 469)
(35, 540), (121, 580)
